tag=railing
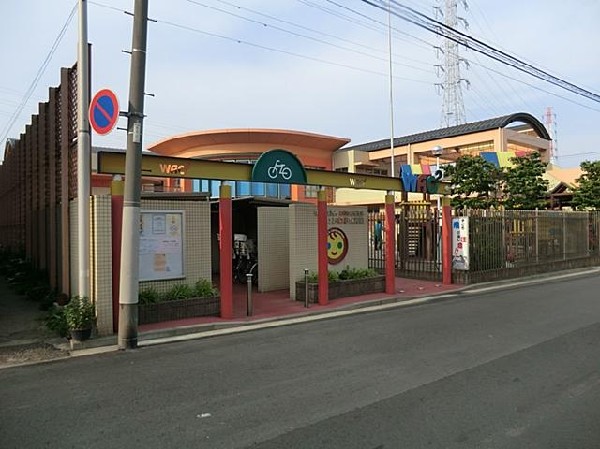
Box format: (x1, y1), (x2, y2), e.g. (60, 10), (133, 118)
(454, 209), (600, 283)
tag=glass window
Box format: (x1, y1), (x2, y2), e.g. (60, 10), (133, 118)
(210, 180), (221, 198)
(201, 180), (209, 192)
(279, 183), (291, 199)
(237, 181), (251, 196)
(266, 183), (278, 198)
(251, 182), (265, 196)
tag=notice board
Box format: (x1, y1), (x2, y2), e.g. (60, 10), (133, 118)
(139, 210), (185, 281)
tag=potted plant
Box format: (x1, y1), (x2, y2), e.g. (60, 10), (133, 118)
(64, 296), (95, 341)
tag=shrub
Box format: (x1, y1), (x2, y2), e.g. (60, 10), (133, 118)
(305, 267), (377, 283)
(194, 279), (218, 297)
(164, 284), (195, 301)
(139, 287), (162, 305)
(64, 296), (95, 330)
(45, 305), (69, 338)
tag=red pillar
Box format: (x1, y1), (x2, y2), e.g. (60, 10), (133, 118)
(219, 184), (233, 318)
(442, 197), (453, 285)
(317, 189), (328, 305)
(111, 177), (124, 333)
(385, 193), (396, 295)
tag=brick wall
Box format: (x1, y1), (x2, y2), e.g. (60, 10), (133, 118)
(257, 207), (289, 292)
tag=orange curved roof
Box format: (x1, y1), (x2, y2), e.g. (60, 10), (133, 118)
(148, 128), (351, 158)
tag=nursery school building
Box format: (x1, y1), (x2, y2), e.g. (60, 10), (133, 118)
(0, 92), (559, 337)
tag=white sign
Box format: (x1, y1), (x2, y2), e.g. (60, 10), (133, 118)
(139, 211), (185, 281)
(452, 217), (470, 270)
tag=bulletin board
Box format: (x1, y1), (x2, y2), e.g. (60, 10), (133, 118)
(139, 210), (185, 281)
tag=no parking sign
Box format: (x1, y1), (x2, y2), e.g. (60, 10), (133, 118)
(89, 89), (119, 135)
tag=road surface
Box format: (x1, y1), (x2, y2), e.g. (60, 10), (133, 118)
(1, 274), (599, 448)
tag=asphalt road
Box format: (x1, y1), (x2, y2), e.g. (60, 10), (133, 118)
(1, 273), (600, 448)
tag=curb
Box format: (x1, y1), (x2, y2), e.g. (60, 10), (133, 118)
(55, 267), (600, 357)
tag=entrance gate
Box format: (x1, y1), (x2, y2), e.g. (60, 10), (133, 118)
(368, 203), (441, 281)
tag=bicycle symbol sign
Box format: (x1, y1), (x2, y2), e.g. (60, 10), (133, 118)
(251, 149), (307, 184)
(267, 160), (292, 181)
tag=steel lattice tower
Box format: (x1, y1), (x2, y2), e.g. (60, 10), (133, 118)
(435, 0), (469, 127)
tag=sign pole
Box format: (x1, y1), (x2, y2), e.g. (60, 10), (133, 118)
(118, 0), (148, 350)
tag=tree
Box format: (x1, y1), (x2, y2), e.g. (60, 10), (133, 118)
(571, 160), (600, 210)
(445, 155), (502, 209)
(502, 152), (548, 210)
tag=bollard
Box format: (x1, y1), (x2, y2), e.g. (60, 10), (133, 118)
(246, 273), (253, 316)
(304, 268), (309, 308)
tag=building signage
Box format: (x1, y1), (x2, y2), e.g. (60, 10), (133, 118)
(139, 211), (185, 281)
(452, 217), (470, 270)
(400, 165), (450, 195)
(252, 149), (307, 184)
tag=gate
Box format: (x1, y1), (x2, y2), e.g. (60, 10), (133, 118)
(368, 203), (441, 281)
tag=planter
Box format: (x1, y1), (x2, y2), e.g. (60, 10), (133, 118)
(70, 328), (92, 342)
(296, 275), (385, 303)
(139, 296), (220, 325)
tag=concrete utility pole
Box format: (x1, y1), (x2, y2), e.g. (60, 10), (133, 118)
(77, 0), (91, 298)
(118, 0), (149, 350)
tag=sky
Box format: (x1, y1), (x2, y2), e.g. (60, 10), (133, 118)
(1, 0), (599, 168)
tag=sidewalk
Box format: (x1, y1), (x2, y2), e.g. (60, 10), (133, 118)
(5, 266), (599, 366)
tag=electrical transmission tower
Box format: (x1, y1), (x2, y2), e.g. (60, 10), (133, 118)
(544, 106), (558, 164)
(434, 0), (470, 127)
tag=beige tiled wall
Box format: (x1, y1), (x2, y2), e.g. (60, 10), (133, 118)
(257, 207), (289, 292)
(327, 206), (369, 270)
(289, 204), (318, 299)
(69, 200), (78, 296)
(138, 199), (212, 295)
(91, 195), (112, 336)
(288, 204), (368, 299)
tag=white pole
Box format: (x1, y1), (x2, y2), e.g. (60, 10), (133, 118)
(77, 0), (91, 298)
(387, 0), (395, 179)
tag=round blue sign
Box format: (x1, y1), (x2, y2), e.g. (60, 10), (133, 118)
(89, 89), (119, 135)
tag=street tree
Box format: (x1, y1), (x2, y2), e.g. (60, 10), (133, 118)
(571, 160), (600, 210)
(445, 155), (502, 209)
(502, 152), (549, 210)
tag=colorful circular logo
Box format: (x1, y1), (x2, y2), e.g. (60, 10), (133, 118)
(327, 227), (348, 265)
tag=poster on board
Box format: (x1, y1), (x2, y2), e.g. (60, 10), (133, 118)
(139, 211), (184, 281)
(452, 217), (470, 270)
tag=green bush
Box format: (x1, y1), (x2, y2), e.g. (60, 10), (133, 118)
(305, 266), (378, 283)
(194, 279), (218, 297)
(164, 284), (195, 301)
(64, 296), (95, 330)
(139, 287), (162, 305)
(45, 305), (69, 338)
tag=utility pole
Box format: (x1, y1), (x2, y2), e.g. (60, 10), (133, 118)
(387, 0), (395, 179)
(77, 0), (91, 298)
(118, 0), (149, 350)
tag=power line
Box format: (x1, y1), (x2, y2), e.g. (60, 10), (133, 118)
(359, 0), (600, 105)
(185, 0), (434, 74)
(89, 1), (434, 85)
(0, 2), (78, 154)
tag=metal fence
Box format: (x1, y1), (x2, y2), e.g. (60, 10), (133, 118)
(368, 204), (441, 281)
(454, 209), (600, 284)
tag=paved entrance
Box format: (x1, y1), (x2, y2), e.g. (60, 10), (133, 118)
(138, 275), (463, 333)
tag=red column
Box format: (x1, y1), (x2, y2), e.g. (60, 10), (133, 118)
(317, 189), (328, 305)
(385, 194), (396, 294)
(442, 197), (453, 285)
(111, 176), (124, 333)
(219, 184), (233, 318)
